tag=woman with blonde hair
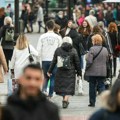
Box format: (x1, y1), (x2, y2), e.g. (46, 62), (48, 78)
(0, 16), (14, 65)
(108, 22), (120, 77)
(11, 34), (38, 79)
(85, 34), (108, 107)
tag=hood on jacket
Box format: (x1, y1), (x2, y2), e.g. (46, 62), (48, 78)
(61, 42), (73, 52)
(7, 90), (47, 110)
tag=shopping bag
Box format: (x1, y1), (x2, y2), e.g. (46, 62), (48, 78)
(7, 68), (18, 96)
(75, 76), (84, 96)
(7, 78), (13, 96)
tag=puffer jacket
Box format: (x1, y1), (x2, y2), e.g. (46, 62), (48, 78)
(48, 43), (81, 95)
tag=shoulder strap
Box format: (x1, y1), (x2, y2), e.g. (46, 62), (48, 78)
(93, 47), (103, 61)
(28, 45), (31, 54)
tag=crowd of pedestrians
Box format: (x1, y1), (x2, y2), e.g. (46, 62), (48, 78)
(0, 1), (120, 120)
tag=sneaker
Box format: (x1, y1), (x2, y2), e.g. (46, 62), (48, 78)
(88, 104), (95, 107)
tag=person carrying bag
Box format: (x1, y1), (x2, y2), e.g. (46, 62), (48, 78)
(84, 34), (108, 107)
(84, 46), (103, 82)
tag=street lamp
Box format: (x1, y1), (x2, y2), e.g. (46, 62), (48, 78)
(14, 0), (19, 40)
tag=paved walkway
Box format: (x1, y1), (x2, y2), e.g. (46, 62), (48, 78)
(52, 81), (100, 120)
(0, 33), (119, 120)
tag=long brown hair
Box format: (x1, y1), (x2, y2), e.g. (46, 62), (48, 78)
(108, 22), (118, 33)
(93, 25), (102, 34)
(78, 20), (91, 36)
(16, 34), (29, 50)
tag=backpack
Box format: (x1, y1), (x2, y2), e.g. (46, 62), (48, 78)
(57, 55), (71, 70)
(5, 27), (14, 41)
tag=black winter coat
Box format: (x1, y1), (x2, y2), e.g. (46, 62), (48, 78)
(55, 16), (68, 29)
(108, 31), (120, 55)
(2, 91), (60, 120)
(0, 24), (14, 50)
(48, 43), (81, 95)
(89, 109), (120, 120)
(67, 28), (83, 57)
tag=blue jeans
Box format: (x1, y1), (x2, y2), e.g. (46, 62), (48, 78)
(89, 76), (105, 105)
(42, 61), (56, 97)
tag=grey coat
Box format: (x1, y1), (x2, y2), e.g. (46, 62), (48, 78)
(85, 46), (108, 77)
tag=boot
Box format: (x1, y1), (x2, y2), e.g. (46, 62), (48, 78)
(62, 101), (69, 109)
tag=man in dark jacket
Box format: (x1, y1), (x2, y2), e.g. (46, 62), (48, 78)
(21, 6), (30, 33)
(2, 64), (60, 120)
(55, 11), (68, 30)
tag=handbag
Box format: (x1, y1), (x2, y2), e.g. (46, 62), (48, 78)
(75, 76), (83, 96)
(115, 32), (120, 57)
(28, 45), (34, 63)
(84, 47), (103, 82)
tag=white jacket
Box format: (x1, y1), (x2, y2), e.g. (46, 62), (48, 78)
(37, 6), (43, 22)
(37, 31), (62, 62)
(11, 45), (38, 79)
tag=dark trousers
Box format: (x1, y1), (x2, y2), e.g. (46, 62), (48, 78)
(38, 21), (42, 33)
(29, 21), (33, 32)
(113, 57), (117, 75)
(42, 61), (56, 97)
(3, 49), (13, 66)
(89, 76), (105, 105)
(23, 21), (29, 32)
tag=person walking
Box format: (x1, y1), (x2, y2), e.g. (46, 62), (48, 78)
(108, 22), (120, 77)
(1, 64), (60, 120)
(64, 20), (84, 68)
(0, 16), (14, 65)
(98, 21), (113, 54)
(65, 20), (83, 57)
(55, 11), (68, 30)
(89, 79), (120, 120)
(11, 34), (38, 80)
(87, 25), (105, 51)
(0, 46), (8, 83)
(79, 20), (91, 51)
(78, 20), (91, 69)
(105, 7), (114, 27)
(85, 34), (108, 107)
(21, 6), (30, 33)
(47, 37), (82, 109)
(37, 3), (44, 33)
(37, 20), (62, 99)
(28, 11), (35, 33)
(85, 10), (98, 29)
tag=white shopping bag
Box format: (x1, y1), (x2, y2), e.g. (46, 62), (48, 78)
(75, 76), (84, 96)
